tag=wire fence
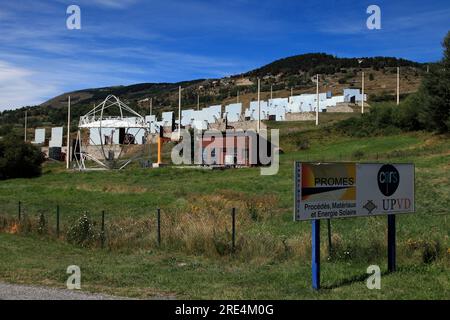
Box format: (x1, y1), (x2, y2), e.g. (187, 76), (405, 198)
(1, 198), (448, 262)
(0, 200), (243, 255)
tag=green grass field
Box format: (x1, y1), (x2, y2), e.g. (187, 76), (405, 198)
(0, 120), (449, 299)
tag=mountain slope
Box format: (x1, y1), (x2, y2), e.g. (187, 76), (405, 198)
(245, 53), (422, 77)
(0, 53), (425, 130)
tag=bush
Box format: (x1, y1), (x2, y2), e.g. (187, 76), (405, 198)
(352, 150), (365, 159)
(0, 134), (45, 180)
(334, 99), (425, 137)
(396, 93), (425, 131)
(67, 214), (99, 248)
(296, 138), (310, 150)
(37, 213), (47, 235)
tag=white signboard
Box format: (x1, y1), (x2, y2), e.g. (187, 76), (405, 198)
(294, 162), (415, 221)
(49, 127), (63, 148)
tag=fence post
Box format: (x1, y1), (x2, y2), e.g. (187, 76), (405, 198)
(101, 210), (105, 249)
(56, 205), (60, 238)
(157, 208), (161, 247)
(18, 201), (21, 221)
(232, 208), (236, 252)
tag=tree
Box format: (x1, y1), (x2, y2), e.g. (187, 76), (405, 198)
(418, 31), (450, 133)
(0, 134), (45, 180)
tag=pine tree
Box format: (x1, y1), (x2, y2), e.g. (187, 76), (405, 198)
(419, 31), (450, 133)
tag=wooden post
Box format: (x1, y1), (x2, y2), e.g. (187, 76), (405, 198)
(56, 205), (60, 238)
(316, 74), (319, 126)
(66, 96), (71, 169)
(361, 72), (365, 114)
(257, 78), (261, 133)
(101, 210), (105, 249)
(157, 208), (161, 246)
(232, 208), (236, 252)
(178, 86), (182, 140)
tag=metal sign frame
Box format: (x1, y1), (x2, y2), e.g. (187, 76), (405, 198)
(294, 162), (415, 221)
(293, 161), (415, 290)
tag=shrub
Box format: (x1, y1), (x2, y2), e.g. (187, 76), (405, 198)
(396, 93), (424, 131)
(334, 101), (419, 137)
(37, 213), (47, 235)
(296, 138), (310, 150)
(352, 150), (365, 159)
(0, 134), (45, 180)
(67, 214), (99, 248)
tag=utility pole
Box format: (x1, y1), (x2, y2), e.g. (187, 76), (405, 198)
(178, 86), (182, 140)
(291, 87), (293, 97)
(66, 96), (71, 169)
(257, 78), (261, 133)
(149, 98), (153, 165)
(316, 74), (319, 126)
(397, 67), (400, 105)
(237, 90), (239, 103)
(361, 72), (365, 114)
(270, 85), (273, 100)
(197, 94), (200, 111)
(24, 111), (27, 142)
(150, 97), (153, 116)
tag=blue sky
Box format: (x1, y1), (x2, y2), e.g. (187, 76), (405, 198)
(0, 0), (449, 110)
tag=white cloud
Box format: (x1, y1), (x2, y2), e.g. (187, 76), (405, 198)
(0, 60), (58, 110)
(83, 0), (140, 9)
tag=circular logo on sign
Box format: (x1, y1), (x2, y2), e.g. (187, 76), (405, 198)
(377, 164), (400, 196)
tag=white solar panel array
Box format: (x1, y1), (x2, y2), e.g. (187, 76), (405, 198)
(49, 127), (63, 148)
(32, 128), (46, 144)
(245, 101), (270, 121)
(138, 88), (359, 133)
(161, 112), (174, 127)
(181, 109), (195, 126)
(344, 89), (367, 103)
(204, 105), (222, 124)
(145, 115), (158, 134)
(89, 128), (119, 145)
(225, 103), (242, 122)
(241, 90), (354, 121)
(128, 128), (146, 144)
(289, 94), (328, 112)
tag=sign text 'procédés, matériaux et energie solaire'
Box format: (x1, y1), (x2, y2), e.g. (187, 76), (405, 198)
(294, 163), (415, 221)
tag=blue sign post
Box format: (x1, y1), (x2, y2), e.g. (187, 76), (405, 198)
(312, 219), (320, 290)
(295, 162), (414, 291)
(387, 214), (396, 272)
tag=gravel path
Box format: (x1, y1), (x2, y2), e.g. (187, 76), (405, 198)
(0, 282), (128, 300)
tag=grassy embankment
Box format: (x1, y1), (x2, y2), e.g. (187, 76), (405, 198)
(0, 116), (449, 299)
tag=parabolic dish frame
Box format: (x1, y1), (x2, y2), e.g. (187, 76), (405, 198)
(74, 95), (149, 170)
